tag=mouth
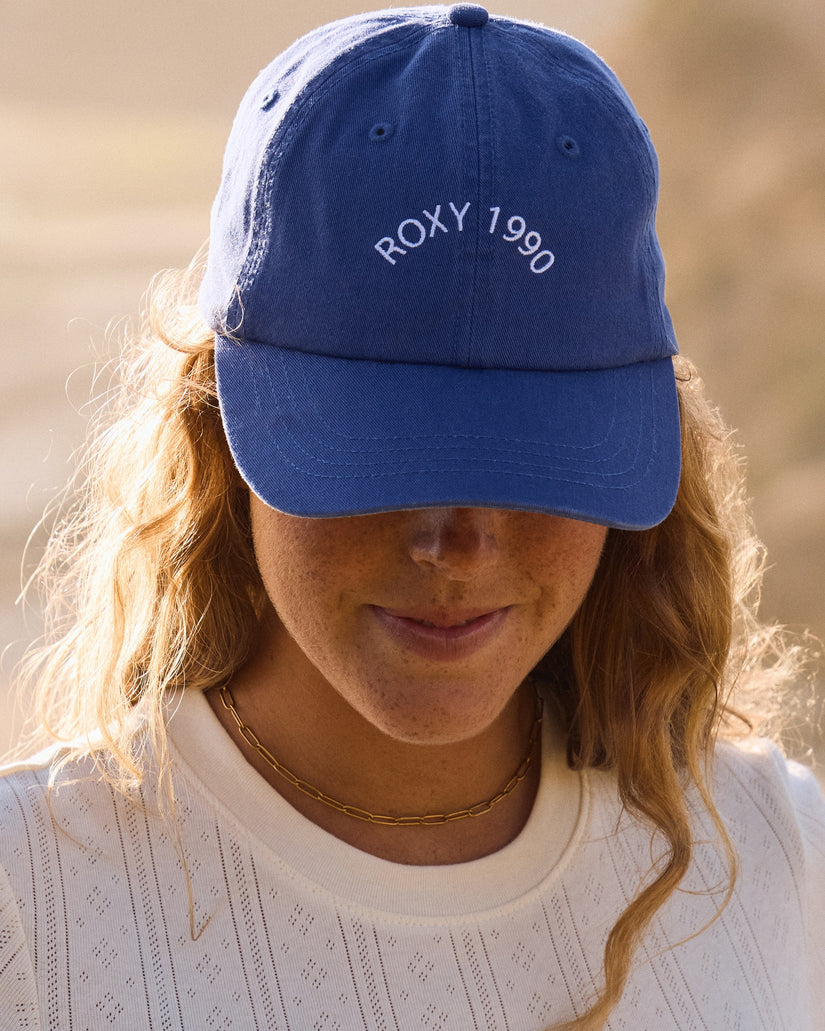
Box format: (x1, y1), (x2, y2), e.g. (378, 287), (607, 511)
(411, 617), (477, 628)
(371, 606), (511, 661)
(387, 609), (495, 629)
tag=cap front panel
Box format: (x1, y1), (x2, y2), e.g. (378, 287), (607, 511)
(226, 14), (676, 372)
(240, 22), (479, 366)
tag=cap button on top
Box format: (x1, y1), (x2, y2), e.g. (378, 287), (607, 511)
(448, 4), (489, 27)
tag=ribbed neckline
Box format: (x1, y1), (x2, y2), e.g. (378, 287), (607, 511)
(167, 688), (589, 921)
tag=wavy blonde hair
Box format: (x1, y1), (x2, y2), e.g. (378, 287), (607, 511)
(13, 259), (806, 1030)
(537, 350), (805, 1028)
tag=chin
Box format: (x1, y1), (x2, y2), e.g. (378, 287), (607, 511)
(352, 676), (515, 746)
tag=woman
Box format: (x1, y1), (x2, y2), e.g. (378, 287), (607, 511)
(1, 6), (822, 1029)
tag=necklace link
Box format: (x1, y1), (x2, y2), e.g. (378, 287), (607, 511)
(217, 683), (543, 826)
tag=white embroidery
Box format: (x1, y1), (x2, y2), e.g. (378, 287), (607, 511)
(374, 201), (554, 273)
(397, 219), (427, 248)
(374, 237), (406, 264)
(422, 205), (448, 235)
(491, 209), (554, 273)
(448, 201), (470, 233)
(374, 202), (470, 265)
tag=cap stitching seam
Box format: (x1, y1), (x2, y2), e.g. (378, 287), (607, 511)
(507, 32), (657, 194)
(463, 23), (482, 367)
(256, 351), (654, 478)
(251, 417), (656, 484)
(275, 348), (627, 457)
(450, 29), (470, 362)
(237, 23), (437, 311)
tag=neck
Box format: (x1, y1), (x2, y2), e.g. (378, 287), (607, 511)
(208, 614), (543, 865)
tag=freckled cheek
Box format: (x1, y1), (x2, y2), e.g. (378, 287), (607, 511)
(254, 538), (370, 663)
(259, 553), (338, 625)
(529, 531), (606, 629)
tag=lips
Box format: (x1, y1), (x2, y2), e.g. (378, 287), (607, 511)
(381, 607), (499, 629)
(371, 606), (511, 662)
(412, 616), (476, 628)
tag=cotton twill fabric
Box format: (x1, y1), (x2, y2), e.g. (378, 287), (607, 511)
(200, 8), (682, 529)
(1, 689), (823, 1030)
(216, 342), (681, 527)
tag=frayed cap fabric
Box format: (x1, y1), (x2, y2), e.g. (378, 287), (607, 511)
(199, 4), (681, 529)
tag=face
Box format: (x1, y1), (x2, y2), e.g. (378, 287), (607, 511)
(250, 500), (607, 746)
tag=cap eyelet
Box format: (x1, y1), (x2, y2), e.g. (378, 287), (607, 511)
(369, 122), (394, 142)
(556, 135), (581, 158)
(261, 89), (280, 111)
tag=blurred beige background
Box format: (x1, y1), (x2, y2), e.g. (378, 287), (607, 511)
(2, 0), (823, 757)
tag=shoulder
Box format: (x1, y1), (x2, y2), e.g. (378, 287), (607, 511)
(0, 748), (116, 874)
(711, 736), (825, 849)
(710, 736), (825, 880)
(0, 751), (55, 838)
(710, 737), (825, 974)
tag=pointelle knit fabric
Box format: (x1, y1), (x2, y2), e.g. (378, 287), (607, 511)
(1, 688), (823, 1030)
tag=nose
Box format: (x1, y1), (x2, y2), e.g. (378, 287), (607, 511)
(406, 507), (500, 580)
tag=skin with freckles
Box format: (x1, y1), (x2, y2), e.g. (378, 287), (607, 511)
(210, 501), (607, 864)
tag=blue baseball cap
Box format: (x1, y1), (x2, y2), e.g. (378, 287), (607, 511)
(199, 4), (680, 529)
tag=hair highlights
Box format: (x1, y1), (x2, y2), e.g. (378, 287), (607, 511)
(13, 263), (805, 1029)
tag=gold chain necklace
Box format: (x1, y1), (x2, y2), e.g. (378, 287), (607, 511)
(217, 682), (543, 827)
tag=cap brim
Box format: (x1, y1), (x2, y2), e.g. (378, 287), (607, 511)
(215, 340), (681, 530)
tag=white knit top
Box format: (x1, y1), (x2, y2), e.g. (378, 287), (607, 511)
(1, 689), (823, 1030)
